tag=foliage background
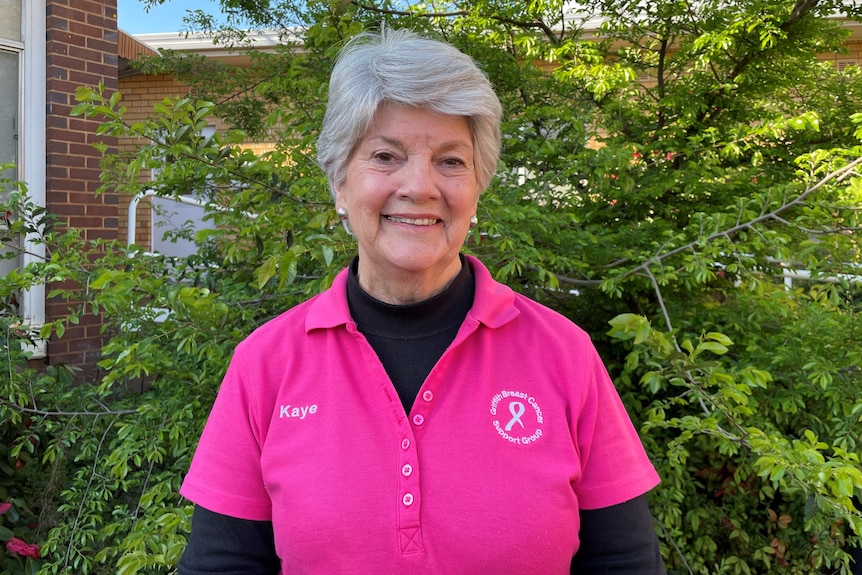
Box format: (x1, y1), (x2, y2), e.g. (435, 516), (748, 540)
(2, 0), (862, 573)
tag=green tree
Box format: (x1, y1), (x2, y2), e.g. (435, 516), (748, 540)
(1, 0), (861, 573)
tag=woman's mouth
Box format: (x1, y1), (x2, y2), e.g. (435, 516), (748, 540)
(385, 215), (440, 226)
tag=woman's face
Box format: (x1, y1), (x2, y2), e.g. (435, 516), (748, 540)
(334, 103), (480, 304)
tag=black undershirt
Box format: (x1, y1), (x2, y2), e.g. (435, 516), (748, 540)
(178, 256), (665, 574)
(346, 255), (474, 412)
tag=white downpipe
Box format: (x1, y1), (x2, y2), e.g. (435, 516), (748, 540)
(127, 189), (156, 248)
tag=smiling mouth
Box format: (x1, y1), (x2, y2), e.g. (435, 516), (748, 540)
(385, 215), (440, 226)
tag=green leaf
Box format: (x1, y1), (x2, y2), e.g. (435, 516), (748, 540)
(706, 332), (733, 346)
(0, 525), (13, 540)
(696, 341), (729, 355)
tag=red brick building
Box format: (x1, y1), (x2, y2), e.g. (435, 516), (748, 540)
(4, 1), (124, 376)
(4, 0), (269, 380)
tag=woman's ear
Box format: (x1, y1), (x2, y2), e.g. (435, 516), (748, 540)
(332, 182), (345, 207)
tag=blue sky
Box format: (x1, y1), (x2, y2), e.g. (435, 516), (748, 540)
(117, 0), (225, 34)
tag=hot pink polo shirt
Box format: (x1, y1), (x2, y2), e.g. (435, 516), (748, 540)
(180, 255), (660, 574)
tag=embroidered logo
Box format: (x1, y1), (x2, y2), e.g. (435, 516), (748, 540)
(489, 391), (544, 445)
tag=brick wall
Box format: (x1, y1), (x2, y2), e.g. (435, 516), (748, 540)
(45, 0), (119, 377)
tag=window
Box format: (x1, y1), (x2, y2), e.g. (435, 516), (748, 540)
(836, 58), (859, 72)
(2, 0), (46, 357)
(0, 0), (21, 43)
(0, 13), (21, 281)
(0, 50), (20, 275)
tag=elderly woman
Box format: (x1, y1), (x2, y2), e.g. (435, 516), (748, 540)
(178, 28), (665, 574)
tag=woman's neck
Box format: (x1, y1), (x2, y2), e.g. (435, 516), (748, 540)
(356, 257), (464, 305)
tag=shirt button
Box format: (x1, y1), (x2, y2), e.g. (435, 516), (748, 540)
(402, 493), (414, 506)
(401, 438), (410, 450)
(401, 464), (413, 477)
(422, 390), (434, 402)
(412, 414), (425, 426)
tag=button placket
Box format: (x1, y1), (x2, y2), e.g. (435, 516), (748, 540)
(399, 442), (418, 511)
(396, 386), (438, 553)
(397, 430), (422, 552)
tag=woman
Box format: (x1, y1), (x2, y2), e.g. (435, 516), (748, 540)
(178, 28), (665, 574)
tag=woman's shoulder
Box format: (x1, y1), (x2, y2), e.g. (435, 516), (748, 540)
(237, 270), (352, 353)
(469, 256), (590, 340)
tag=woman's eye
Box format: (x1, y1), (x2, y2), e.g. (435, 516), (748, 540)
(373, 152), (396, 162)
(442, 157), (465, 167)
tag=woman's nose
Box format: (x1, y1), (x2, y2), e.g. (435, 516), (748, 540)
(397, 157), (440, 202)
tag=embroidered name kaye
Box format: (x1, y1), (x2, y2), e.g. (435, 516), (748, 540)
(279, 404), (318, 419)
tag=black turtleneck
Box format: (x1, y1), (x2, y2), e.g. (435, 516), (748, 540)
(346, 256), (474, 412)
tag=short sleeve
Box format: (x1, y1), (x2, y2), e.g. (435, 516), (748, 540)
(573, 345), (661, 510)
(180, 351), (273, 521)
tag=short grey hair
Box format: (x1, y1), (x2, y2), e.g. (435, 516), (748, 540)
(317, 27), (503, 195)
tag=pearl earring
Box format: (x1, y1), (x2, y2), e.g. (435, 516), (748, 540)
(336, 207), (353, 235)
(469, 215), (478, 228)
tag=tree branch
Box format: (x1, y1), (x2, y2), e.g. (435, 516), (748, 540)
(548, 155), (862, 289)
(626, 155), (862, 279)
(64, 417), (118, 570)
(697, 0), (821, 126)
(644, 266), (677, 338)
(350, 2), (561, 44)
(2, 399), (138, 418)
(782, 0), (821, 33)
(769, 215), (862, 235)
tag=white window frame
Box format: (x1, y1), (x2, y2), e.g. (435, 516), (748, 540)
(11, 0), (46, 356)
